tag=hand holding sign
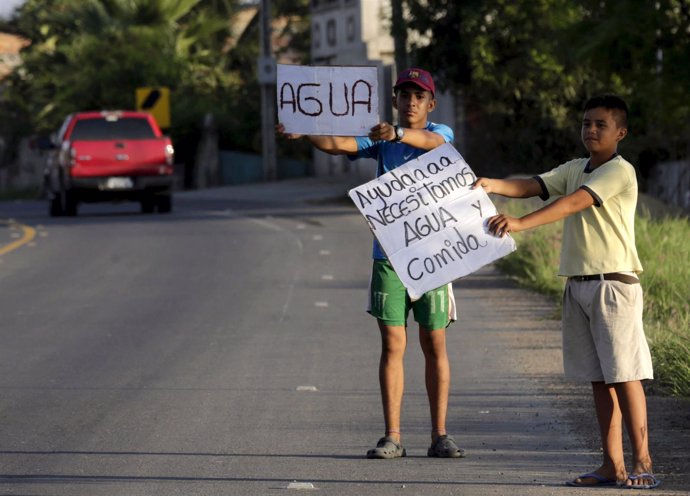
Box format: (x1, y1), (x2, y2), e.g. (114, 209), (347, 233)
(275, 122), (303, 140)
(348, 143), (516, 299)
(277, 64), (379, 136)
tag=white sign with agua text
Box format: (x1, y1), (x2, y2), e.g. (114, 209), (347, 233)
(277, 64), (379, 136)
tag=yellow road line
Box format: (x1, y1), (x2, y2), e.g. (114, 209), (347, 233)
(0, 220), (37, 257)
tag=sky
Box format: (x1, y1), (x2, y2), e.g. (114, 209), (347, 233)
(0, 0), (25, 20)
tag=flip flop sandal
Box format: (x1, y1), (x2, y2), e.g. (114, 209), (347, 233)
(366, 436), (406, 459)
(623, 473), (661, 489)
(566, 472), (617, 487)
(427, 434), (466, 458)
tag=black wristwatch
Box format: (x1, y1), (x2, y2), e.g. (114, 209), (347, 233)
(392, 125), (404, 142)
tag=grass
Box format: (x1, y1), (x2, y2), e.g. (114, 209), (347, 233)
(491, 195), (690, 397)
(635, 211), (690, 396)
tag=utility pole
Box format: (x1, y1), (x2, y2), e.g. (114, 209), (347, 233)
(391, 0), (408, 72)
(259, 0), (277, 181)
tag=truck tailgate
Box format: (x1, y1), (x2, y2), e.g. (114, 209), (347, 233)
(69, 139), (170, 177)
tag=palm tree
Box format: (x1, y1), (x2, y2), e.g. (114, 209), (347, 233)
(4, 0), (235, 131)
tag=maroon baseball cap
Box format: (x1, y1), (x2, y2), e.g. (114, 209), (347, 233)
(394, 68), (435, 97)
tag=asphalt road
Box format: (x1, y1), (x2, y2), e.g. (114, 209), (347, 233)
(0, 177), (688, 496)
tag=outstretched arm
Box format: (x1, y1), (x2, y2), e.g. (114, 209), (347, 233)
(487, 188), (594, 237)
(472, 177), (543, 198)
(368, 122), (446, 151)
(276, 123), (358, 155)
(277, 120), (448, 155)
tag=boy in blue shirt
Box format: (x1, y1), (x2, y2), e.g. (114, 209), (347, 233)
(473, 94), (659, 489)
(277, 68), (464, 460)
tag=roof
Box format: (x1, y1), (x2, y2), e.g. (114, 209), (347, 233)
(0, 31), (29, 79)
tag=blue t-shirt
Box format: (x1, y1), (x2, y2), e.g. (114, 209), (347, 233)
(350, 121), (454, 259)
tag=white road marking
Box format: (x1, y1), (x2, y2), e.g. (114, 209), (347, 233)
(287, 481), (316, 490)
(296, 385), (318, 392)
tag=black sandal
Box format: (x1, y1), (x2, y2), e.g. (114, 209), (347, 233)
(366, 436), (407, 459)
(427, 434), (466, 458)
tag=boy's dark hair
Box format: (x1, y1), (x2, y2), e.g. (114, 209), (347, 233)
(584, 94), (628, 128)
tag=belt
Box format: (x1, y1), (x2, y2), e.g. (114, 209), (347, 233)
(569, 273), (639, 284)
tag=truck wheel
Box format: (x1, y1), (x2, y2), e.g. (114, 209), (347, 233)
(141, 197), (155, 214)
(49, 194), (64, 217)
(63, 191), (78, 216)
(156, 193), (172, 213)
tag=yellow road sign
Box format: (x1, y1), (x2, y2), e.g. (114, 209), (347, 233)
(136, 87), (170, 128)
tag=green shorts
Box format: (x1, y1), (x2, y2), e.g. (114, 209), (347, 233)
(367, 259), (456, 329)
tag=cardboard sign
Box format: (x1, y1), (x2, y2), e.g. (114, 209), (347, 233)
(277, 64), (379, 136)
(348, 143), (516, 299)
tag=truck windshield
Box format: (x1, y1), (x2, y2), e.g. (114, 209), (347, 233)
(70, 118), (157, 140)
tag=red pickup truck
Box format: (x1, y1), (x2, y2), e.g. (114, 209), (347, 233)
(44, 110), (175, 216)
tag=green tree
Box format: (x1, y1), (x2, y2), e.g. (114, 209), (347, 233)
(402, 0), (690, 176)
(212, 0), (311, 158)
(570, 0), (690, 173)
(0, 0), (240, 175)
(405, 0), (587, 175)
(4, 0), (210, 131)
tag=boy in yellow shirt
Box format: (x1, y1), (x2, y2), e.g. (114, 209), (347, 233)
(473, 94), (659, 489)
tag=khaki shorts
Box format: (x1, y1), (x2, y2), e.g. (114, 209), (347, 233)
(367, 259), (456, 329)
(562, 278), (653, 384)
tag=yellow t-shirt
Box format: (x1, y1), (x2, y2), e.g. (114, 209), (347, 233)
(538, 155), (643, 276)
